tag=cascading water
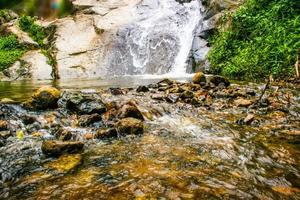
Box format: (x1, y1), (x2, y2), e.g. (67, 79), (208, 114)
(106, 0), (203, 76)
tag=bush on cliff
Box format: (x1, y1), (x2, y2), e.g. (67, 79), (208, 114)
(208, 0), (300, 81)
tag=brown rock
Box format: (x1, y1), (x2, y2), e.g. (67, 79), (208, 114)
(192, 72), (206, 84)
(94, 128), (118, 139)
(244, 114), (255, 125)
(41, 140), (84, 157)
(118, 103), (144, 121)
(234, 98), (252, 107)
(0, 120), (8, 131)
(115, 118), (144, 135)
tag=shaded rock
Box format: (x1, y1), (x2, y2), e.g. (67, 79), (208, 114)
(118, 103), (144, 121)
(136, 86), (149, 93)
(41, 140), (84, 157)
(102, 108), (118, 122)
(44, 154), (82, 173)
(79, 113), (102, 127)
(58, 130), (73, 141)
(168, 86), (184, 93)
(58, 92), (106, 114)
(181, 91), (194, 99)
(0, 131), (12, 139)
(25, 86), (60, 110)
(207, 75), (230, 87)
(192, 72), (206, 84)
(94, 128), (118, 139)
(110, 88), (124, 95)
(115, 118), (144, 135)
(0, 120), (8, 131)
(234, 98), (252, 107)
(21, 114), (36, 125)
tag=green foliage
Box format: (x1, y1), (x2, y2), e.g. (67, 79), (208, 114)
(208, 0), (300, 81)
(0, 35), (26, 71)
(18, 16), (47, 47)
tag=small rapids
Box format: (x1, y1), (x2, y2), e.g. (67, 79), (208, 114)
(0, 80), (299, 199)
(106, 0), (202, 76)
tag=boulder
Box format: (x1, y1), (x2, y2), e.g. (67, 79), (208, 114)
(24, 86), (60, 110)
(118, 103), (144, 121)
(115, 118), (144, 135)
(192, 72), (206, 84)
(41, 140), (84, 157)
(58, 92), (106, 114)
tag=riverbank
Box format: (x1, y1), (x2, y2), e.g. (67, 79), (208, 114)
(0, 74), (299, 199)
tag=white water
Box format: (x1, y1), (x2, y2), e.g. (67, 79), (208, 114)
(107, 0), (203, 76)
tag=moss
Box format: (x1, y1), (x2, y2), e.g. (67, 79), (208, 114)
(0, 34), (27, 71)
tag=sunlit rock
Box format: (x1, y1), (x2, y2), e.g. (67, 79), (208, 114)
(115, 117), (144, 135)
(41, 140), (84, 157)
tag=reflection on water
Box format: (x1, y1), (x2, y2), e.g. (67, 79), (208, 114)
(0, 75), (193, 102)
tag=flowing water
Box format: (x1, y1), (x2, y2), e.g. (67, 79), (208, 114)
(106, 0), (202, 76)
(0, 0), (300, 199)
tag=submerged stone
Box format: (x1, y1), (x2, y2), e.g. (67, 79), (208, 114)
(44, 154), (82, 173)
(115, 118), (144, 135)
(41, 140), (84, 157)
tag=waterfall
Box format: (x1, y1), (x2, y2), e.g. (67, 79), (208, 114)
(106, 0), (203, 76)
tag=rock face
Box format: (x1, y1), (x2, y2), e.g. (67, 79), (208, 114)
(115, 117), (144, 135)
(41, 140), (84, 157)
(25, 86), (61, 110)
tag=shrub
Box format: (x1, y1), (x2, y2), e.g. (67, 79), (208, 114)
(208, 0), (300, 81)
(0, 35), (26, 71)
(18, 15), (47, 47)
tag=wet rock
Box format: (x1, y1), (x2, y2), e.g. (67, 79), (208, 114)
(44, 154), (82, 173)
(166, 94), (180, 103)
(78, 113), (102, 127)
(136, 86), (150, 93)
(168, 86), (184, 93)
(118, 103), (144, 121)
(84, 133), (94, 140)
(115, 118), (144, 135)
(151, 94), (165, 101)
(102, 108), (118, 122)
(234, 98), (252, 107)
(58, 130), (73, 141)
(25, 86), (61, 110)
(207, 75), (230, 87)
(21, 114), (36, 125)
(0, 120), (8, 131)
(41, 140), (84, 157)
(158, 79), (173, 86)
(192, 72), (206, 84)
(181, 91), (194, 99)
(94, 128), (118, 139)
(110, 88), (124, 95)
(58, 92), (106, 114)
(244, 114), (255, 125)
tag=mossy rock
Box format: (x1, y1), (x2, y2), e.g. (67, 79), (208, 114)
(24, 86), (60, 110)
